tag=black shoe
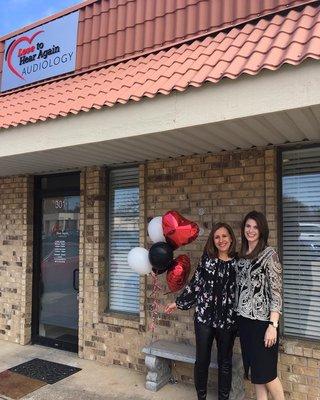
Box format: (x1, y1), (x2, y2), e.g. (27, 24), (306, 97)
(218, 391), (230, 400)
(197, 390), (206, 400)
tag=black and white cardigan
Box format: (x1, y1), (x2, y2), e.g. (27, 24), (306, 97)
(236, 246), (282, 321)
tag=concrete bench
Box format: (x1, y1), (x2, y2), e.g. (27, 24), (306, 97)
(142, 339), (245, 400)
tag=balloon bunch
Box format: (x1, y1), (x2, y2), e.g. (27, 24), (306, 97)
(128, 210), (199, 292)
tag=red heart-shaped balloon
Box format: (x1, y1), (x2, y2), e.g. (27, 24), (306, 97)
(162, 210), (199, 249)
(166, 255), (191, 293)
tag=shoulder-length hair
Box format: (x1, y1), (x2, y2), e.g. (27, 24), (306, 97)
(239, 210), (269, 259)
(204, 222), (237, 259)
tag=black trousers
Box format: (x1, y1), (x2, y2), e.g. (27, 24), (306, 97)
(194, 321), (236, 400)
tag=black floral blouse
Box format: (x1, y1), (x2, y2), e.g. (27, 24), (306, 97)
(176, 253), (237, 330)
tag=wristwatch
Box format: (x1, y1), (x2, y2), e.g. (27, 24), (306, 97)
(269, 320), (279, 328)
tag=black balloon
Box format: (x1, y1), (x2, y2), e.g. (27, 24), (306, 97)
(149, 242), (174, 273)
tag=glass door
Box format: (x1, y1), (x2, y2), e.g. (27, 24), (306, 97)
(38, 196), (80, 350)
(32, 173), (80, 353)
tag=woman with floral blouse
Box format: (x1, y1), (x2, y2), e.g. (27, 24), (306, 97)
(236, 210), (285, 400)
(165, 222), (238, 400)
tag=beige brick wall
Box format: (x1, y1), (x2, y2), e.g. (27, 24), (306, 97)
(145, 147), (274, 338)
(144, 148), (273, 389)
(278, 340), (320, 400)
(77, 150), (266, 374)
(144, 148), (320, 400)
(0, 175), (33, 345)
(79, 166), (147, 371)
(77, 149), (319, 399)
(79, 167), (107, 359)
(0, 148), (319, 400)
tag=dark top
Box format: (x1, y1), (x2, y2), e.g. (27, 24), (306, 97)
(176, 253), (237, 329)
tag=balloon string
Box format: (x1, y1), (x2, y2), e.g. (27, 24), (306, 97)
(149, 273), (162, 344)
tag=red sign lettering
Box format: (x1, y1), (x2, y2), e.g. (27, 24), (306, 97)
(18, 46), (36, 57)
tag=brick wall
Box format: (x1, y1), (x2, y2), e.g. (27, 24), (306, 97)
(76, 150), (319, 400)
(144, 148), (320, 400)
(0, 147), (319, 400)
(279, 341), (320, 400)
(79, 166), (147, 371)
(0, 175), (33, 345)
(77, 149), (278, 382)
(79, 167), (107, 359)
(145, 148), (274, 391)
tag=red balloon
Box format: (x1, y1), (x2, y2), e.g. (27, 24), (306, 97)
(166, 255), (191, 293)
(162, 210), (199, 249)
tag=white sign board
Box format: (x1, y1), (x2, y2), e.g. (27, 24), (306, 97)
(1, 12), (79, 92)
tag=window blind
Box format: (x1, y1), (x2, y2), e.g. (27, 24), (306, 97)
(108, 167), (140, 314)
(282, 147), (320, 340)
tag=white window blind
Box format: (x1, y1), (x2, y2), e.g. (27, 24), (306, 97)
(108, 167), (140, 314)
(282, 147), (320, 340)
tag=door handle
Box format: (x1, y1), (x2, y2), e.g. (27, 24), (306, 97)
(73, 268), (79, 292)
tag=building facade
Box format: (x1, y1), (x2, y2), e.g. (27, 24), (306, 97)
(0, 1), (320, 399)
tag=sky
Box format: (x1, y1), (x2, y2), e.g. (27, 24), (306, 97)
(0, 0), (82, 37)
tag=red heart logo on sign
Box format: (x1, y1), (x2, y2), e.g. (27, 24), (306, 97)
(162, 210), (199, 249)
(166, 255), (191, 293)
(6, 30), (43, 81)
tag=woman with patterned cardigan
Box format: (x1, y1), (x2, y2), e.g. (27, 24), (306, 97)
(236, 210), (285, 400)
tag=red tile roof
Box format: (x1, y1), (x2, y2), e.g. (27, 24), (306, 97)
(75, 0), (313, 72)
(0, 0), (312, 78)
(1, 3), (320, 129)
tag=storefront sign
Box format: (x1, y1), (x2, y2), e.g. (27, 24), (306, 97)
(1, 12), (79, 92)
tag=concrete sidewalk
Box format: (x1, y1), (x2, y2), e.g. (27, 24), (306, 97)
(0, 341), (217, 400)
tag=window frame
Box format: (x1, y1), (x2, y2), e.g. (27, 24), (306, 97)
(106, 164), (141, 316)
(278, 143), (320, 342)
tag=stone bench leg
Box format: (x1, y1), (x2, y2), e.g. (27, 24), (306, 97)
(145, 354), (171, 392)
(230, 357), (245, 400)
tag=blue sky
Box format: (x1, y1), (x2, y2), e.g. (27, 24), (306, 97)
(0, 0), (82, 37)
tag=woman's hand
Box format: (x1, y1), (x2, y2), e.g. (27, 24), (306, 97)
(164, 302), (177, 314)
(264, 325), (277, 348)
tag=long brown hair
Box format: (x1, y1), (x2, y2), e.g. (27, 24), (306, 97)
(204, 222), (236, 259)
(240, 210), (269, 259)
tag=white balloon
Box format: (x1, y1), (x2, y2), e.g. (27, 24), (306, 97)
(148, 216), (166, 243)
(127, 247), (152, 275)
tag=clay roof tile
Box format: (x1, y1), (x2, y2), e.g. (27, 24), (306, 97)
(1, 3), (320, 129)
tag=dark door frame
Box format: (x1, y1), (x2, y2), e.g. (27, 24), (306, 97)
(32, 172), (80, 353)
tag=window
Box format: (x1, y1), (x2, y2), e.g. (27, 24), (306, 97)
(108, 167), (140, 314)
(282, 147), (320, 340)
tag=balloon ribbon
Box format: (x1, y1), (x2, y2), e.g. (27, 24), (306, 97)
(149, 273), (162, 333)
